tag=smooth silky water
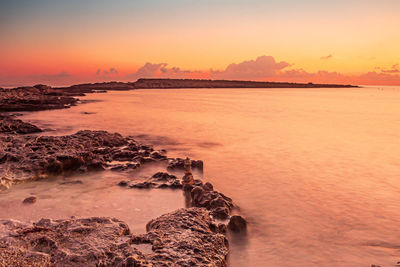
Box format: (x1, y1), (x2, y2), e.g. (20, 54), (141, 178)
(2, 87), (400, 266)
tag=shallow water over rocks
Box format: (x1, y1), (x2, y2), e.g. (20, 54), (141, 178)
(0, 166), (185, 235)
(14, 87), (400, 266)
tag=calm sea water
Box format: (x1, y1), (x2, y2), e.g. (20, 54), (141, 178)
(3, 87), (400, 266)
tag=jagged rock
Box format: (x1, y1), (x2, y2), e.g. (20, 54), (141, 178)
(187, 182), (234, 220)
(0, 130), (166, 188)
(0, 115), (42, 134)
(228, 215), (247, 233)
(0, 208), (229, 266)
(211, 207), (230, 220)
(86, 159), (105, 171)
(129, 172), (182, 189)
(0, 217), (149, 266)
(191, 186), (205, 206)
(144, 208), (229, 266)
(203, 182), (214, 191)
(0, 241), (51, 267)
(112, 150), (136, 161)
(0, 86), (78, 112)
(167, 158), (204, 172)
(183, 183), (194, 192)
(218, 224), (228, 234)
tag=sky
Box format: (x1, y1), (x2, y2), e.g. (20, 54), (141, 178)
(1, 0), (400, 86)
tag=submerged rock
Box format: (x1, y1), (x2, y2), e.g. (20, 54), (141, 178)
(117, 180), (129, 187)
(22, 196), (37, 204)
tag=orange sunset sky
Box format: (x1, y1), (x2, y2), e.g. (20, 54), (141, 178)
(1, 0), (400, 87)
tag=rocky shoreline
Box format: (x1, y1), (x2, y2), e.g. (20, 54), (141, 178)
(0, 87), (246, 266)
(0, 78), (358, 114)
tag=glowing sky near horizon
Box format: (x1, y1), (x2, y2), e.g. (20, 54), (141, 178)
(1, 0), (400, 85)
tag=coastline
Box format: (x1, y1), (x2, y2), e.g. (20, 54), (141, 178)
(0, 85), (246, 266)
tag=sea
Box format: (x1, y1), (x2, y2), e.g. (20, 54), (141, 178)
(1, 86), (400, 266)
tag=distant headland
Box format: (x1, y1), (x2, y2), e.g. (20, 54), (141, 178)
(0, 79), (358, 112)
(54, 78), (359, 92)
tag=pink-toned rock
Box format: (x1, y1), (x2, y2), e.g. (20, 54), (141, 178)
(22, 196), (37, 204)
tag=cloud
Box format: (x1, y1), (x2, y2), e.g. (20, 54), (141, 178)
(270, 68), (400, 85)
(123, 56), (400, 85)
(381, 64), (399, 74)
(2, 56), (400, 87)
(320, 54), (333, 60)
(126, 63), (206, 80)
(96, 67), (119, 76)
(211, 56), (290, 80)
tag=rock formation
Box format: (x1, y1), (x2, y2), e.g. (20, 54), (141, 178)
(0, 208), (229, 266)
(0, 130), (167, 188)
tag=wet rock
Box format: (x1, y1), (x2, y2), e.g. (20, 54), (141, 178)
(86, 159), (105, 171)
(110, 162), (140, 172)
(112, 150), (136, 161)
(182, 172), (195, 186)
(130, 181), (155, 189)
(183, 183), (194, 192)
(45, 159), (63, 174)
(211, 207), (230, 220)
(0, 130), (166, 188)
(167, 158), (204, 172)
(118, 180), (129, 187)
(22, 196), (37, 204)
(228, 215), (247, 233)
(150, 150), (167, 160)
(57, 154), (84, 172)
(193, 179), (203, 187)
(210, 196), (228, 209)
(144, 208), (229, 266)
(186, 183), (234, 222)
(129, 172), (182, 190)
(139, 157), (156, 164)
(0, 217), (149, 266)
(191, 186), (205, 206)
(0, 86), (78, 112)
(0, 209), (229, 266)
(0, 115), (42, 134)
(60, 180), (83, 185)
(0, 242), (51, 267)
(218, 224), (228, 234)
(203, 182), (214, 191)
(152, 172), (176, 181)
(0, 178), (12, 190)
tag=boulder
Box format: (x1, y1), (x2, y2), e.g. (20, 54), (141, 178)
(228, 215), (247, 233)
